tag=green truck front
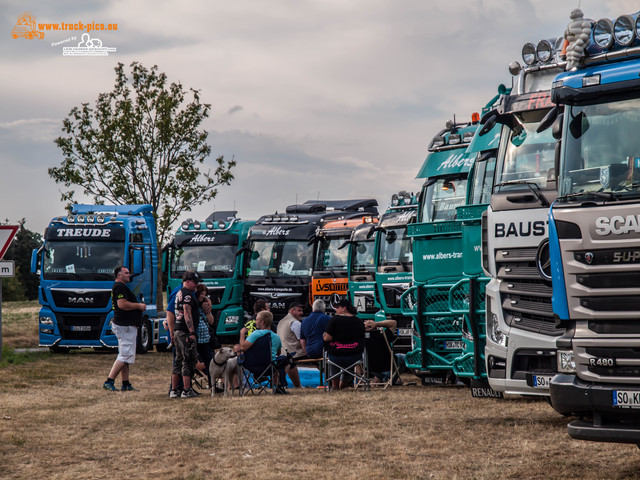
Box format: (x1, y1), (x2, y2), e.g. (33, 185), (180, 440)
(165, 211), (254, 342)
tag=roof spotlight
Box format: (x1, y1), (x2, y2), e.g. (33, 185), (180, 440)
(87, 215), (95, 223)
(449, 133), (461, 145)
(508, 61), (522, 76)
(594, 18), (615, 49)
(76, 214), (85, 223)
(206, 221), (214, 229)
(193, 222), (201, 230)
(614, 15), (636, 47)
(522, 42), (536, 65)
(536, 39), (553, 63)
(217, 220), (226, 229)
(67, 214), (75, 223)
(391, 194), (399, 206)
(429, 136), (445, 150)
(181, 220), (190, 230)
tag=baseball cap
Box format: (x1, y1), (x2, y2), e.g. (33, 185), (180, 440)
(182, 271), (202, 283)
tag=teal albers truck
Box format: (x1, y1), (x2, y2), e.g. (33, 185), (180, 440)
(400, 91), (505, 388)
(165, 211), (254, 341)
(372, 192), (418, 352)
(33, 204), (169, 353)
(545, 9), (640, 445)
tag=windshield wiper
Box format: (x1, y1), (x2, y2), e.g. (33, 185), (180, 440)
(558, 190), (617, 202)
(495, 180), (549, 206)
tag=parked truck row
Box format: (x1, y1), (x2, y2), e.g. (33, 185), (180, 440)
(30, 6), (640, 447)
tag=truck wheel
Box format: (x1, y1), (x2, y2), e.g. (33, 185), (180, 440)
(137, 319), (151, 354)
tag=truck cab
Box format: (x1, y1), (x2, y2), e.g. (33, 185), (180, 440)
(547, 9), (640, 445)
(482, 40), (564, 396)
(164, 211), (254, 341)
(242, 199), (378, 324)
(33, 204), (168, 353)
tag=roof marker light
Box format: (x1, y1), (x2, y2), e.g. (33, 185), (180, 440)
(614, 15), (635, 47)
(594, 18), (614, 49)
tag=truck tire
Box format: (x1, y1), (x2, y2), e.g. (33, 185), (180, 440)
(137, 319), (151, 354)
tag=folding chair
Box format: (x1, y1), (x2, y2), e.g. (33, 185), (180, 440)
(238, 334), (278, 396)
(323, 344), (369, 391)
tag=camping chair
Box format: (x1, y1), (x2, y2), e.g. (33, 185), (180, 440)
(323, 344), (370, 392)
(368, 327), (401, 389)
(238, 334), (278, 396)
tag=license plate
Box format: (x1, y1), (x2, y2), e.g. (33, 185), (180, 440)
(397, 328), (412, 336)
(71, 325), (91, 332)
(443, 340), (464, 350)
(532, 375), (552, 388)
(613, 390), (640, 408)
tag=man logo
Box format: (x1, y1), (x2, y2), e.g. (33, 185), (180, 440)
(584, 252), (594, 264)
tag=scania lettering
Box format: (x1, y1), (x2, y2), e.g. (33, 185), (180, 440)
(243, 199), (378, 324)
(164, 211), (254, 341)
(32, 205), (169, 353)
(480, 35), (564, 396)
(546, 9), (640, 445)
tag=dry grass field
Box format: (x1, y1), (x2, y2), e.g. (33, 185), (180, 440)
(1, 301), (640, 479)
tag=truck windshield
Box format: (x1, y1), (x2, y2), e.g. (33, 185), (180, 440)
(171, 244), (236, 279)
(42, 241), (123, 280)
(421, 176), (468, 222)
(495, 109), (556, 192)
(315, 236), (349, 272)
(350, 239), (376, 276)
(378, 227), (412, 271)
(560, 98), (640, 197)
(247, 240), (313, 278)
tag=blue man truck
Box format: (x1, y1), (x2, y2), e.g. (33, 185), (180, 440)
(33, 204), (169, 353)
(546, 10), (640, 445)
(242, 199), (378, 324)
(481, 38), (564, 396)
(164, 211), (254, 342)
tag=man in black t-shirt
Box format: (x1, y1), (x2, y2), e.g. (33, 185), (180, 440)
(170, 270), (202, 399)
(103, 266), (146, 392)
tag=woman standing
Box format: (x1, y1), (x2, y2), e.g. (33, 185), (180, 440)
(195, 283), (217, 387)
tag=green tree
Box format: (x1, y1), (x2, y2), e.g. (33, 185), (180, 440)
(2, 219), (42, 301)
(49, 62), (235, 308)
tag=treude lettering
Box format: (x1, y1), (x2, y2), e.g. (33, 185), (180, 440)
(595, 215), (640, 235)
(56, 228), (111, 238)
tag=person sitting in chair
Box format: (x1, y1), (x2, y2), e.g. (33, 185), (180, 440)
(239, 310), (290, 394)
(364, 318), (397, 384)
(323, 299), (365, 390)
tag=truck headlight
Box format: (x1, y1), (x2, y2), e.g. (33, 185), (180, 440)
(487, 313), (507, 347)
(225, 315), (240, 324)
(557, 350), (576, 373)
(39, 316), (53, 325)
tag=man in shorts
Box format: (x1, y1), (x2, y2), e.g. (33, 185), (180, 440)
(103, 266), (146, 392)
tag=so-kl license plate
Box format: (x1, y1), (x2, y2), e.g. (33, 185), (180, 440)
(613, 390), (640, 408)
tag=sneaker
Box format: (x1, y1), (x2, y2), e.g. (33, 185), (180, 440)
(121, 384), (138, 391)
(103, 381), (118, 392)
(169, 389), (180, 398)
(181, 388), (198, 399)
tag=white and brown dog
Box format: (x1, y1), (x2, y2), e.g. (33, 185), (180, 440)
(209, 347), (239, 397)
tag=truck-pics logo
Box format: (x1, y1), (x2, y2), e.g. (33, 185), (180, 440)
(495, 221), (546, 238)
(595, 215), (640, 236)
(12, 12), (44, 39)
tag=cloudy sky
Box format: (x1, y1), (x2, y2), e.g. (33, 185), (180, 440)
(1, 0), (636, 235)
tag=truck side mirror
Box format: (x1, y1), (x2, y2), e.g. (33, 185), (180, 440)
(130, 247), (145, 276)
(552, 113), (564, 140)
(31, 248), (41, 275)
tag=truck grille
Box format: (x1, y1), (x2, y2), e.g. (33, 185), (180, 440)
(496, 247), (562, 336)
(57, 313), (108, 341)
(574, 342), (640, 382)
(51, 289), (112, 309)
